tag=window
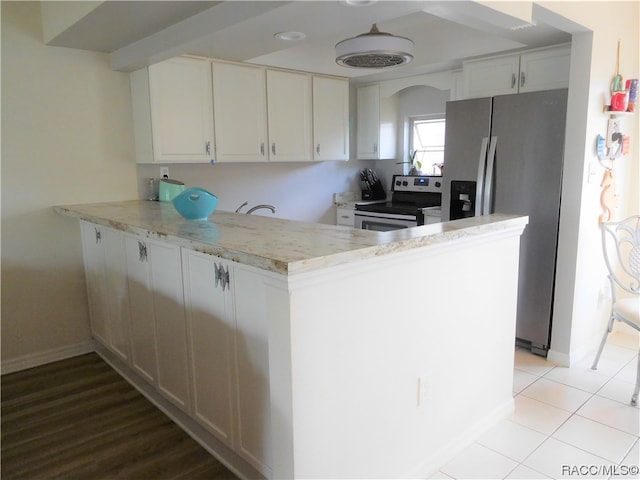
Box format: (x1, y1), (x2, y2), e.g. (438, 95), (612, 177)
(409, 115), (445, 176)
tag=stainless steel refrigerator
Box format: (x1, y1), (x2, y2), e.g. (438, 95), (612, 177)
(442, 89), (568, 354)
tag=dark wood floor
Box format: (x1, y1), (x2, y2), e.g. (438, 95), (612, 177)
(1, 353), (238, 480)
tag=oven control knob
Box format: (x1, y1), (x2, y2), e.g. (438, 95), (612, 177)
(435, 181), (441, 188)
(402, 181), (408, 186)
(395, 180), (401, 186)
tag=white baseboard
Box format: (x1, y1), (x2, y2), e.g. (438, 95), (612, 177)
(1, 341), (95, 375)
(405, 397), (515, 478)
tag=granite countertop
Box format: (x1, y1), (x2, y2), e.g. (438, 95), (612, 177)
(55, 200), (527, 275)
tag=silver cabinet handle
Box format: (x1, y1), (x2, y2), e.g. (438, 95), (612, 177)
(206, 141), (211, 155)
(214, 262), (230, 291)
(94, 227), (101, 244)
(138, 241), (147, 263)
(214, 263), (220, 288)
(260, 142), (265, 155)
(316, 144), (320, 154)
(520, 72), (525, 87)
(373, 143), (378, 154)
(272, 142), (276, 155)
(221, 265), (230, 291)
(511, 73), (516, 89)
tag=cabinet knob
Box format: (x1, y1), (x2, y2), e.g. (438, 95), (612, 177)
(511, 73), (516, 89)
(272, 142), (276, 155)
(260, 142), (265, 155)
(316, 144), (320, 154)
(94, 227), (102, 244)
(373, 143), (378, 154)
(206, 141), (211, 155)
(520, 72), (525, 87)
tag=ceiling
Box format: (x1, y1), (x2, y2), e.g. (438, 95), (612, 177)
(45, 1), (572, 83)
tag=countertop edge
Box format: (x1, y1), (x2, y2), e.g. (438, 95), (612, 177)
(55, 203), (528, 276)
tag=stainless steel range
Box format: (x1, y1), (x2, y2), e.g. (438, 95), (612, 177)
(354, 175), (442, 231)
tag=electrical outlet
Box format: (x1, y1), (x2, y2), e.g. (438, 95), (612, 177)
(160, 167), (169, 179)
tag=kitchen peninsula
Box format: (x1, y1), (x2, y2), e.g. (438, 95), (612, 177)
(56, 200), (527, 479)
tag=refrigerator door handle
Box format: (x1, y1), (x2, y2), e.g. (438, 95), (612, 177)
(475, 137), (490, 216)
(483, 136), (498, 215)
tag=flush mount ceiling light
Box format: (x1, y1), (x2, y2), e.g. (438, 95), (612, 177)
(335, 24), (414, 68)
(274, 31), (306, 41)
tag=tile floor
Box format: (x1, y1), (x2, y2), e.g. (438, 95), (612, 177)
(432, 329), (639, 479)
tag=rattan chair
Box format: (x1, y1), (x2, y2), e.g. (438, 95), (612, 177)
(591, 215), (640, 406)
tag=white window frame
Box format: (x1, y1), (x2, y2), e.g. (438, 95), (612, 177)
(408, 114), (446, 176)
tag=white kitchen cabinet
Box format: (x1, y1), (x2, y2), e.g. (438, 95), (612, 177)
(313, 75), (349, 161)
(518, 46), (571, 93)
(356, 84), (397, 160)
(267, 69), (313, 162)
(130, 56), (214, 164)
(336, 206), (355, 226)
(232, 264), (273, 475)
(212, 61), (268, 163)
(182, 250), (272, 475)
(80, 222), (130, 362)
(181, 249), (235, 445)
(462, 45), (570, 99)
(124, 234), (191, 412)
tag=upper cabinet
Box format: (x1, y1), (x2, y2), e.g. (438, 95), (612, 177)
(266, 69), (313, 162)
(313, 76), (349, 161)
(356, 84), (397, 160)
(212, 61), (268, 163)
(462, 45), (570, 99)
(131, 56), (215, 164)
(132, 56), (349, 164)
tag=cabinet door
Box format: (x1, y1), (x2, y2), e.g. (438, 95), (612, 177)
(124, 235), (158, 384)
(266, 69), (313, 162)
(212, 62), (268, 163)
(80, 222), (109, 346)
(313, 76), (349, 161)
(148, 57), (214, 163)
(462, 55), (520, 98)
(356, 84), (380, 159)
(233, 265), (272, 474)
(102, 228), (130, 362)
(518, 46), (570, 93)
(148, 239), (190, 412)
(182, 250), (235, 444)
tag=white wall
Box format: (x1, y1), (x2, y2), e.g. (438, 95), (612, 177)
(1, 1), (138, 370)
(538, 1), (639, 365)
(136, 160), (374, 225)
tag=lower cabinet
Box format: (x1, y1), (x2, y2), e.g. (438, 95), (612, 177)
(232, 264), (273, 474)
(181, 249), (235, 445)
(182, 250), (273, 475)
(80, 222), (130, 362)
(81, 222), (272, 476)
(336, 206), (355, 226)
(124, 233), (191, 412)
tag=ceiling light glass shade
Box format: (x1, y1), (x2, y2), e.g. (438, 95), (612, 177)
(335, 24), (414, 68)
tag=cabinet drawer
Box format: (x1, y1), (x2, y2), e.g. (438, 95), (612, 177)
(336, 207), (355, 226)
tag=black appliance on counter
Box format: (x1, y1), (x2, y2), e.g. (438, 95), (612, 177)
(354, 175), (442, 231)
(359, 168), (386, 200)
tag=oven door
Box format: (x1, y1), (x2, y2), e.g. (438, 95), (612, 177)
(354, 211), (417, 231)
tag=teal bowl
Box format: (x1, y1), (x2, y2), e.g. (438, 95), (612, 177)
(172, 187), (218, 220)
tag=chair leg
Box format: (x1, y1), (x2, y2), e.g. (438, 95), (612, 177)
(632, 351), (639, 407)
(591, 315), (615, 370)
